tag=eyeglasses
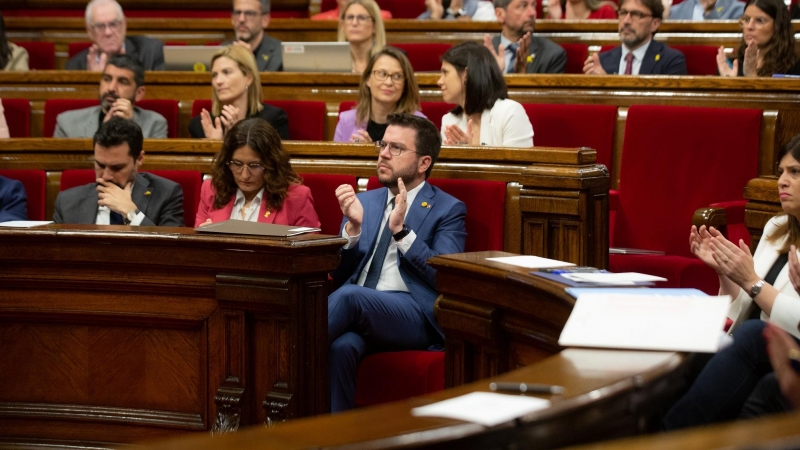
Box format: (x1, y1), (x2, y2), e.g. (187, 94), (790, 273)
(375, 140), (417, 157)
(739, 15), (771, 29)
(372, 69), (404, 84)
(231, 9), (264, 19)
(90, 20), (123, 33)
(228, 160), (266, 173)
(343, 14), (373, 23)
(618, 9), (652, 20)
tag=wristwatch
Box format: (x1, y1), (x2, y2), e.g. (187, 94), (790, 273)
(124, 208), (141, 225)
(447, 7), (467, 18)
(393, 224), (411, 242)
(749, 279), (765, 298)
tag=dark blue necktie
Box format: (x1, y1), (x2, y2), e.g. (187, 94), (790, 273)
(109, 211), (124, 225)
(363, 198), (395, 290)
(507, 43), (519, 73)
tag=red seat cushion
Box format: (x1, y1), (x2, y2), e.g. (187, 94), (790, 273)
(14, 41), (55, 70)
(392, 43), (451, 72)
(44, 99), (98, 137)
(137, 99), (179, 138)
(559, 43), (589, 74)
(2, 98), (31, 138)
(671, 45), (719, 76)
(355, 351), (445, 407)
(0, 170), (46, 221)
(338, 101), (357, 116)
(60, 169), (96, 191)
(420, 102), (455, 131)
(299, 173), (357, 235)
(68, 42), (93, 59)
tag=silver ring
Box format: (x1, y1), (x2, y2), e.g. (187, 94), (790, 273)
(354, 139), (360, 143)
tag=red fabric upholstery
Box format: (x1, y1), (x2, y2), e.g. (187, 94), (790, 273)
(191, 99), (212, 118)
(338, 101), (356, 116)
(609, 254), (720, 294)
(709, 200), (750, 247)
(192, 100), (325, 140)
(357, 176), (507, 407)
(671, 45), (719, 76)
(299, 173), (357, 235)
(14, 41), (55, 70)
(522, 103), (617, 172)
(2, 98), (31, 138)
(137, 99), (179, 138)
(420, 102), (455, 130)
(44, 99), (98, 137)
(0, 170), (46, 221)
(68, 42), (93, 59)
(611, 105), (761, 292)
(60, 169), (201, 226)
(392, 43), (451, 72)
(560, 43), (589, 74)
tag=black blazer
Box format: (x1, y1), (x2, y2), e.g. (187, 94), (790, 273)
(599, 40), (687, 75)
(65, 36), (165, 71)
(188, 103), (290, 140)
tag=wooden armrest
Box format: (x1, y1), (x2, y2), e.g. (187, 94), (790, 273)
(692, 206), (727, 230)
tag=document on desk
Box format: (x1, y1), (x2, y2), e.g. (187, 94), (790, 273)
(194, 220), (320, 236)
(558, 293), (731, 353)
(485, 255), (575, 269)
(0, 221), (53, 228)
(411, 391), (551, 427)
(560, 272), (667, 284)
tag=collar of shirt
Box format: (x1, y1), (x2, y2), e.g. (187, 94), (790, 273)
(232, 187), (265, 221)
(692, 1), (706, 19)
(620, 39), (652, 75)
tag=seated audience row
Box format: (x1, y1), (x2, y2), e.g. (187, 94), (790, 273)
(1, 12), (28, 71)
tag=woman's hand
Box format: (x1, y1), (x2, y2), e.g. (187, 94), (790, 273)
(788, 245), (800, 296)
(710, 233), (759, 289)
(199, 218), (213, 227)
(742, 39), (759, 77)
(690, 225), (723, 272)
(716, 46), (738, 77)
(219, 104), (242, 135)
(349, 129), (372, 143)
(200, 109), (224, 140)
(764, 323), (800, 409)
(443, 124), (471, 145)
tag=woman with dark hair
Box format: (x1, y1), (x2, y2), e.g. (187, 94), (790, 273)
(189, 45), (289, 140)
(662, 134), (800, 429)
(195, 118), (320, 228)
(546, 0), (617, 19)
(0, 12), (28, 71)
(334, 47), (425, 143)
(717, 0), (800, 77)
(438, 41), (533, 147)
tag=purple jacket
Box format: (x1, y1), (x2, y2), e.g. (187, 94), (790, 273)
(333, 108), (427, 142)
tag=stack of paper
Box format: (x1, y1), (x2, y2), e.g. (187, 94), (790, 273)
(486, 255), (575, 269)
(411, 392), (551, 426)
(560, 272), (667, 285)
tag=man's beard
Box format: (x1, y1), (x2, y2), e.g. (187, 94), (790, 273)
(378, 160), (419, 188)
(620, 26), (647, 49)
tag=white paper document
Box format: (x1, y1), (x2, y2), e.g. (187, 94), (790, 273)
(558, 293), (731, 353)
(411, 391), (551, 427)
(561, 272), (667, 284)
(485, 255), (575, 269)
(0, 221), (53, 228)
(287, 227), (322, 235)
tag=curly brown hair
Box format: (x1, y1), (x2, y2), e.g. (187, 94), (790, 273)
(736, 0), (797, 77)
(210, 118), (301, 211)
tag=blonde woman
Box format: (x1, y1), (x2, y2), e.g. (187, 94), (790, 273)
(337, 0), (386, 74)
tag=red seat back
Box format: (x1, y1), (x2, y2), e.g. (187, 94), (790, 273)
(137, 99), (179, 138)
(44, 99), (98, 137)
(338, 101), (357, 116)
(0, 170), (46, 221)
(614, 105), (761, 256)
(2, 98), (31, 137)
(299, 173), (358, 235)
(14, 41), (55, 70)
(560, 43), (588, 74)
(671, 45), (719, 76)
(392, 43), (451, 72)
(522, 103), (617, 172)
(60, 169), (96, 191)
(420, 102), (454, 131)
(68, 42), (93, 59)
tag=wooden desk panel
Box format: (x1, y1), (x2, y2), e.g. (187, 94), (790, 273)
(0, 225), (346, 447)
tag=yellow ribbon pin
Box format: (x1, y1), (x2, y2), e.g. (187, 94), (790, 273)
(193, 62), (206, 72)
(264, 210), (271, 218)
(263, 55), (269, 61)
(144, 190), (152, 196)
(421, 202), (430, 208)
(655, 54), (661, 62)
(526, 55), (533, 64)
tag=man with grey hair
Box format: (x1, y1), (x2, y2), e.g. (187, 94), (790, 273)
(66, 0), (165, 71)
(483, 0), (566, 74)
(224, 0), (283, 71)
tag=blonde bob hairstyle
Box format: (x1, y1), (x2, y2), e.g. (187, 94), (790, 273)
(355, 46), (420, 126)
(337, 0), (386, 59)
(210, 45), (263, 117)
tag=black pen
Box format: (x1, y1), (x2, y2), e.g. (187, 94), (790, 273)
(489, 382), (565, 395)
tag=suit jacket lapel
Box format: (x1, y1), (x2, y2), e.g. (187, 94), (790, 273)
(78, 186), (100, 224)
(132, 173), (151, 214)
(85, 106), (101, 137)
(257, 197), (276, 223)
(403, 183), (434, 236)
(528, 37), (541, 72)
(639, 41), (662, 74)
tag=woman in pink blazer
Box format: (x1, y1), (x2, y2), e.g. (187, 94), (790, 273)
(195, 118), (320, 228)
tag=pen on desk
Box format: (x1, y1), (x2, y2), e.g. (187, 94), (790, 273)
(489, 382), (565, 394)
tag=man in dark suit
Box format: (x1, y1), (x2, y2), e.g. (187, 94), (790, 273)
(0, 176), (27, 223)
(330, 114), (467, 412)
(484, 0), (567, 74)
(54, 118), (183, 227)
(225, 0), (283, 72)
(66, 0), (165, 71)
(583, 0), (687, 75)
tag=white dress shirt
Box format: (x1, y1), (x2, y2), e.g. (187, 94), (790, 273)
(94, 181), (144, 225)
(618, 39), (653, 75)
(230, 187), (265, 222)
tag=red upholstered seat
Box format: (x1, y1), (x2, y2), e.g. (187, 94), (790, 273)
(420, 102), (454, 131)
(392, 43), (451, 72)
(671, 45), (719, 76)
(355, 176), (506, 407)
(14, 41), (55, 70)
(60, 169), (201, 226)
(191, 100), (325, 141)
(610, 105), (761, 294)
(0, 170), (46, 221)
(338, 101), (356, 116)
(560, 43), (589, 74)
(299, 173), (357, 235)
(44, 99), (98, 137)
(2, 98), (31, 138)
(522, 103), (617, 172)
(137, 99), (179, 138)
(67, 42), (93, 59)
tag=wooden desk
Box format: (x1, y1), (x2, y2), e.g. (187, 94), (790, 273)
(137, 349), (689, 449)
(0, 224), (346, 447)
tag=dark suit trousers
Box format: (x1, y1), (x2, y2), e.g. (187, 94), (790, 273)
(328, 284), (436, 412)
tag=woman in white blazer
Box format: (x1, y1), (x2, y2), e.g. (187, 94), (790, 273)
(663, 135), (800, 430)
(438, 41), (533, 148)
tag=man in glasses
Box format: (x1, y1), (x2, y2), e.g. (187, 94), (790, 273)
(54, 118), (183, 227)
(224, 0), (283, 72)
(329, 113), (467, 412)
(583, 0), (686, 75)
(66, 0), (165, 71)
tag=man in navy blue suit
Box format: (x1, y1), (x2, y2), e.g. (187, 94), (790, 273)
(583, 0), (687, 75)
(0, 176), (28, 222)
(330, 113), (467, 412)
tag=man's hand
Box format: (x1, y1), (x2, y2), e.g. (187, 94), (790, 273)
(388, 177), (407, 235)
(336, 183), (363, 236)
(513, 32), (532, 74)
(96, 178), (137, 216)
(86, 44), (109, 72)
(483, 34), (506, 72)
(426, 0), (444, 19)
(103, 98), (134, 122)
(583, 53), (607, 75)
